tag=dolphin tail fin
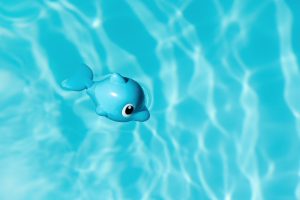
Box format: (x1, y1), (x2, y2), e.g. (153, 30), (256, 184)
(61, 64), (94, 91)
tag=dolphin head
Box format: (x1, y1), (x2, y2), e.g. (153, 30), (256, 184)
(95, 73), (150, 122)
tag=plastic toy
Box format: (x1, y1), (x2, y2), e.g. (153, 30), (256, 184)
(61, 64), (150, 122)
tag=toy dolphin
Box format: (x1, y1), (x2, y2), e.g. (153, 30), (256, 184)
(61, 65), (150, 122)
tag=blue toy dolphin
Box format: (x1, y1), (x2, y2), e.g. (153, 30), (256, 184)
(61, 65), (150, 122)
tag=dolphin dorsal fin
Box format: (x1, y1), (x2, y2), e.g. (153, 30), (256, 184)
(110, 73), (126, 84)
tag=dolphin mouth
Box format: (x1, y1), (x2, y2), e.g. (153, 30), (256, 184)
(132, 107), (150, 122)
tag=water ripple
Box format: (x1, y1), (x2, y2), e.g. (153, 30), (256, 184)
(0, 0), (299, 199)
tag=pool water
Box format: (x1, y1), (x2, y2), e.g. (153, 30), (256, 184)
(1, 0), (300, 199)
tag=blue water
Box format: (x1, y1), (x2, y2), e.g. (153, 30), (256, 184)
(1, 0), (300, 199)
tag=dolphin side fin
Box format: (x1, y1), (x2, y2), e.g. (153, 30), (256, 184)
(96, 105), (107, 116)
(61, 64), (94, 91)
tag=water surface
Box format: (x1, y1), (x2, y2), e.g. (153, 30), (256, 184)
(0, 0), (300, 199)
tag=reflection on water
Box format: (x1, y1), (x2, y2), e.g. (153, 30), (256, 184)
(0, 0), (300, 199)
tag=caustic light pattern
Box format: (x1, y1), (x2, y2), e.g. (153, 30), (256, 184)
(0, 0), (300, 200)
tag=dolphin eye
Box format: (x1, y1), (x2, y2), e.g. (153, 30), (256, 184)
(122, 104), (134, 117)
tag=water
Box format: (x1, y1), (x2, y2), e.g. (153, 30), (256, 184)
(0, 0), (300, 199)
